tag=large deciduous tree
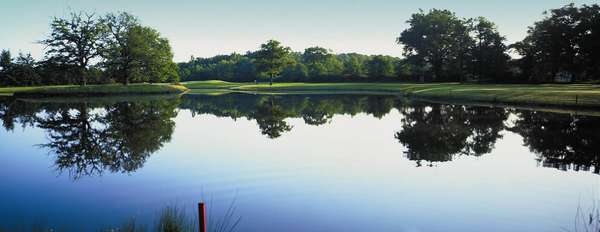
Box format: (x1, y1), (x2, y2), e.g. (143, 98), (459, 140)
(101, 12), (179, 84)
(41, 12), (105, 86)
(127, 25), (179, 83)
(253, 40), (292, 85)
(513, 4), (600, 82)
(397, 9), (472, 82)
(471, 17), (510, 82)
(577, 4), (600, 81)
(100, 12), (139, 85)
(302, 47), (343, 78)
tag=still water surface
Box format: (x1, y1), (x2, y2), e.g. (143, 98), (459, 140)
(0, 94), (599, 231)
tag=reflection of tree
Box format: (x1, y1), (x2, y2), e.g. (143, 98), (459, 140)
(300, 98), (337, 126)
(100, 101), (177, 173)
(396, 105), (470, 166)
(35, 99), (178, 179)
(0, 99), (18, 131)
(395, 104), (507, 166)
(181, 94), (399, 138)
(463, 107), (507, 155)
(7, 93), (600, 175)
(301, 108), (331, 125)
(510, 111), (600, 174)
(0, 97), (40, 131)
(254, 97), (293, 139)
(38, 104), (106, 178)
(365, 96), (395, 119)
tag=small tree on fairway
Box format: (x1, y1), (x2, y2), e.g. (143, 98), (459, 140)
(253, 40), (292, 85)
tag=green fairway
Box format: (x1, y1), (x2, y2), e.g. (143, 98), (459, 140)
(3, 81), (599, 108)
(182, 80), (249, 89)
(182, 81), (600, 108)
(0, 83), (188, 97)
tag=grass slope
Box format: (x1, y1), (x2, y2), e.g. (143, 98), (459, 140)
(182, 80), (248, 89)
(182, 81), (600, 108)
(0, 83), (188, 97)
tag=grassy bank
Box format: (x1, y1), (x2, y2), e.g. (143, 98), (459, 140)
(4, 81), (599, 108)
(0, 83), (188, 97)
(182, 81), (600, 108)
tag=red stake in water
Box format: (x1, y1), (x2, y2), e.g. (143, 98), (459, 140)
(198, 202), (206, 232)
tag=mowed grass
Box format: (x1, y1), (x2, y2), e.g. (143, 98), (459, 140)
(182, 80), (249, 89)
(182, 81), (600, 108)
(0, 85), (73, 96)
(0, 83), (188, 97)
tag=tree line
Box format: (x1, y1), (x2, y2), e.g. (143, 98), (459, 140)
(179, 42), (402, 83)
(1, 4), (598, 87)
(0, 12), (179, 87)
(179, 3), (600, 84)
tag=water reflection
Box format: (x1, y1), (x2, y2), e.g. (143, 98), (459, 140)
(1, 93), (600, 176)
(0, 97), (178, 179)
(395, 104), (508, 166)
(255, 98), (294, 139)
(179, 93), (600, 173)
(181, 94), (398, 138)
(510, 110), (600, 174)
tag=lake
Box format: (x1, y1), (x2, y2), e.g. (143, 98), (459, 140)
(1, 93), (599, 232)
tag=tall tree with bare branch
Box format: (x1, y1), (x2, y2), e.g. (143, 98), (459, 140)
(41, 12), (105, 86)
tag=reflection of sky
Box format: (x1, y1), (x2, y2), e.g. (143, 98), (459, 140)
(1, 0), (598, 61)
(0, 109), (599, 231)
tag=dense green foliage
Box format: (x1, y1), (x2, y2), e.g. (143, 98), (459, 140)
(253, 40), (293, 85)
(512, 4), (600, 82)
(0, 51), (42, 86)
(397, 10), (509, 82)
(40, 12), (106, 86)
(0, 11), (179, 88)
(178, 44), (403, 83)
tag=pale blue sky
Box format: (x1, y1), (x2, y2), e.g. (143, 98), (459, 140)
(0, 0), (595, 61)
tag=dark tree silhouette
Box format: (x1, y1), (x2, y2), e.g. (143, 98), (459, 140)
(35, 99), (178, 179)
(37, 103), (106, 178)
(395, 104), (507, 166)
(254, 97), (293, 139)
(99, 100), (177, 173)
(40, 12), (105, 86)
(510, 110), (600, 174)
(180, 94), (399, 138)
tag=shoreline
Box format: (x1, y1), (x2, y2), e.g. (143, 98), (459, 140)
(0, 83), (188, 97)
(182, 81), (600, 109)
(2, 81), (600, 113)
